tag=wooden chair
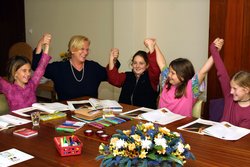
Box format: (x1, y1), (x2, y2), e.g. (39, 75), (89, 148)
(192, 99), (205, 118)
(9, 42), (33, 61)
(0, 94), (9, 115)
(8, 42), (57, 102)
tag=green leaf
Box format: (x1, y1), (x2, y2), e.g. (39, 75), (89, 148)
(127, 159), (132, 167)
(154, 145), (163, 150)
(96, 155), (105, 161)
(103, 158), (113, 166)
(147, 153), (157, 160)
(167, 155), (183, 165)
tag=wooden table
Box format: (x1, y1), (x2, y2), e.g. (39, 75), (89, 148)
(0, 102), (250, 167)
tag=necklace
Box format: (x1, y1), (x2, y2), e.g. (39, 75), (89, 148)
(70, 61), (84, 82)
(239, 98), (250, 102)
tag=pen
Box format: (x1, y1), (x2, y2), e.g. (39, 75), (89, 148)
(56, 127), (75, 133)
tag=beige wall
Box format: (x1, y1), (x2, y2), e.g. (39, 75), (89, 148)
(25, 0), (209, 100)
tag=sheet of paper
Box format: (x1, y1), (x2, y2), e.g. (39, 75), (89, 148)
(140, 108), (186, 125)
(0, 148), (34, 166)
(0, 114), (31, 130)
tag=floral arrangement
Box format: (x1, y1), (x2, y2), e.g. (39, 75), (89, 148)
(96, 122), (195, 167)
(59, 52), (69, 61)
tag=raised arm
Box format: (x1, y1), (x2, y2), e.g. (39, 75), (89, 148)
(35, 33), (51, 54)
(197, 38), (224, 84)
(155, 43), (167, 71)
(144, 38), (167, 71)
(31, 34), (52, 86)
(109, 48), (119, 70)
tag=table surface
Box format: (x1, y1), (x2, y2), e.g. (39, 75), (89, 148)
(1, 101), (250, 167)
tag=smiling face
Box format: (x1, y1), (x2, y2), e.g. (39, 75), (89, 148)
(71, 41), (90, 63)
(14, 63), (32, 87)
(230, 80), (250, 101)
(168, 66), (182, 86)
(68, 35), (91, 64)
(132, 55), (148, 77)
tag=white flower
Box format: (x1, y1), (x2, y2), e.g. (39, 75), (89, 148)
(173, 132), (180, 137)
(115, 139), (125, 149)
(177, 142), (185, 153)
(141, 139), (152, 150)
(154, 137), (167, 148)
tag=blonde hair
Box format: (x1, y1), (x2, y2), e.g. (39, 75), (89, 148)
(232, 71), (250, 89)
(67, 35), (90, 58)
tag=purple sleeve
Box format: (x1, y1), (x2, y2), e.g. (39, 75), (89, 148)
(209, 43), (231, 97)
(0, 77), (11, 94)
(30, 53), (51, 88)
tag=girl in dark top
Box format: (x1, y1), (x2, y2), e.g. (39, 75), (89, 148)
(107, 39), (162, 109)
(32, 35), (107, 100)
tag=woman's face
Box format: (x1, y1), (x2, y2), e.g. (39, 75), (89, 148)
(132, 55), (148, 77)
(230, 80), (250, 101)
(168, 66), (182, 86)
(71, 41), (90, 63)
(14, 63), (31, 87)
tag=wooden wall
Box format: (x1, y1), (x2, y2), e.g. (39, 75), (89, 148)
(205, 0), (250, 118)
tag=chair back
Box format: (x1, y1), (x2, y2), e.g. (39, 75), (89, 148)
(8, 42), (33, 61)
(209, 98), (224, 122)
(192, 99), (205, 118)
(0, 94), (9, 115)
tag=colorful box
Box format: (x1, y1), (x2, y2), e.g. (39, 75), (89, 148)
(54, 135), (82, 156)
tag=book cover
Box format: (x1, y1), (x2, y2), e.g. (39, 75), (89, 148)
(120, 107), (153, 119)
(89, 98), (123, 113)
(67, 100), (94, 111)
(13, 128), (38, 138)
(177, 118), (218, 135)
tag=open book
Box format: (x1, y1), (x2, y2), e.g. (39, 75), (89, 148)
(12, 102), (69, 117)
(0, 114), (31, 131)
(119, 107), (153, 119)
(139, 108), (186, 125)
(67, 100), (94, 111)
(89, 98), (123, 113)
(177, 118), (250, 140)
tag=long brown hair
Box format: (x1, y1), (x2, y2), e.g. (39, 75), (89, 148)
(7, 55), (31, 83)
(166, 58), (195, 98)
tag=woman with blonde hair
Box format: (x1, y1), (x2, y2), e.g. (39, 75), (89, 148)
(32, 35), (108, 100)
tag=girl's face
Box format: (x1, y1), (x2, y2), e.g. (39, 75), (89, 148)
(132, 55), (148, 77)
(230, 80), (250, 101)
(168, 66), (182, 86)
(71, 42), (90, 63)
(14, 63), (31, 87)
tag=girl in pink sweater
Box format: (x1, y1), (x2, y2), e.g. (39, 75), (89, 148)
(0, 34), (52, 111)
(210, 38), (250, 129)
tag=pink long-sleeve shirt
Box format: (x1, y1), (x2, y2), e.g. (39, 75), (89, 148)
(210, 43), (250, 129)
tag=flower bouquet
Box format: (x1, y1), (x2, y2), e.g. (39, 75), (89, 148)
(96, 122), (195, 167)
(59, 52), (69, 61)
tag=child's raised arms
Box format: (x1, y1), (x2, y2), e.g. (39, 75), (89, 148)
(197, 38), (224, 84)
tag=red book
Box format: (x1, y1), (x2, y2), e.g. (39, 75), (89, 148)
(13, 128), (38, 138)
